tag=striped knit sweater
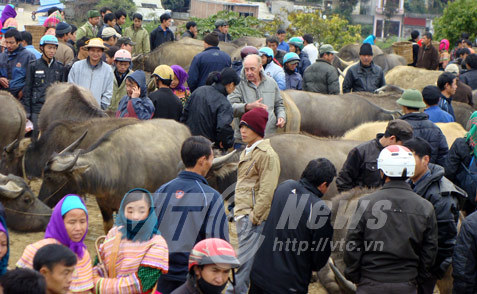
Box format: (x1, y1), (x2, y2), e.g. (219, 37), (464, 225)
(16, 238), (94, 293)
(93, 226), (169, 293)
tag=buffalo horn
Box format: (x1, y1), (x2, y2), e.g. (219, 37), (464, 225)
(4, 139), (18, 153)
(211, 150), (237, 170)
(329, 258), (356, 294)
(50, 152), (81, 172)
(0, 180), (23, 199)
(58, 131), (88, 155)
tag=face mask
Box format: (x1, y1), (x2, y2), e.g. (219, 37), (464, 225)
(197, 277), (227, 294)
(126, 219), (146, 240)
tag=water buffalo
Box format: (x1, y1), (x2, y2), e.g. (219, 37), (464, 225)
(282, 90), (400, 137)
(317, 187), (455, 294)
(356, 92), (473, 130)
(385, 65), (442, 91)
(38, 119), (191, 231)
(231, 37), (265, 48)
(38, 83), (107, 134)
(1, 118), (138, 178)
(337, 44), (383, 61)
(373, 53), (407, 73)
(0, 173), (51, 232)
(0, 91), (26, 152)
(208, 134), (362, 201)
(133, 38), (241, 72)
(342, 121), (466, 147)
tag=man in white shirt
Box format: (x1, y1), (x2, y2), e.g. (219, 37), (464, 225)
(302, 34), (318, 64)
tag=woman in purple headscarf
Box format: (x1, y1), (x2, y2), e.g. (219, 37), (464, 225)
(0, 4), (18, 39)
(170, 65), (191, 106)
(16, 194), (94, 293)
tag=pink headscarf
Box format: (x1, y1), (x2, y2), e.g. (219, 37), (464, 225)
(439, 39), (450, 51)
(43, 11), (63, 28)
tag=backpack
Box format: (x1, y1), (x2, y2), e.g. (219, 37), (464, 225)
(455, 155), (477, 206)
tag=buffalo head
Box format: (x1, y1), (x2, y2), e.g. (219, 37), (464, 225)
(206, 150), (240, 203)
(0, 138), (31, 177)
(39, 144), (89, 208)
(0, 173), (52, 232)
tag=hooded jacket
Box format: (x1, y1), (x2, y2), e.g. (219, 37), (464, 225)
(116, 70), (154, 120)
(228, 69), (286, 142)
(410, 164), (464, 279)
(400, 112), (449, 166)
(180, 82), (234, 149)
(263, 60), (286, 90)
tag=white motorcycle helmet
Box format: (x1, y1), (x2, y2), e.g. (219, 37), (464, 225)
(377, 145), (415, 178)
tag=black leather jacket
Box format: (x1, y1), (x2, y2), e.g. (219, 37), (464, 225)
(342, 61), (385, 93)
(22, 57), (66, 116)
(344, 180), (438, 284)
(336, 134), (384, 192)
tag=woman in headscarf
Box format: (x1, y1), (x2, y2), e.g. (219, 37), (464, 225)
(445, 111), (477, 215)
(43, 10), (63, 29)
(0, 211), (9, 277)
(170, 65), (190, 106)
(0, 4), (17, 39)
(93, 188), (168, 294)
(16, 194), (94, 293)
(439, 39), (450, 70)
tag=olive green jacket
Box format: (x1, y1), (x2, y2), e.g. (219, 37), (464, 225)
(123, 25), (150, 56)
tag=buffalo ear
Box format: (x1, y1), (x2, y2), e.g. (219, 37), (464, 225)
(47, 151), (81, 173)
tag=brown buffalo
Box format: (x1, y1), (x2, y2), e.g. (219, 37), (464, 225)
(1, 118), (138, 179)
(38, 119), (191, 231)
(0, 91), (26, 152)
(283, 90), (400, 137)
(133, 38), (240, 72)
(373, 53), (407, 73)
(38, 83), (107, 133)
(208, 134), (362, 201)
(232, 37), (265, 48)
(0, 173), (51, 232)
(342, 121), (466, 147)
(357, 92), (473, 130)
(338, 44), (384, 61)
(385, 65), (442, 91)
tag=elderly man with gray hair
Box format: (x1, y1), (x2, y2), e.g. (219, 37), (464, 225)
(228, 54), (286, 149)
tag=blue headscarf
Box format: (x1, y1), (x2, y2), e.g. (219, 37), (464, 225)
(116, 188), (159, 242)
(363, 35), (376, 45)
(0, 215), (9, 276)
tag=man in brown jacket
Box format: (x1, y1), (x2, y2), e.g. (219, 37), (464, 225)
(55, 22), (74, 66)
(226, 107), (280, 294)
(416, 32), (439, 70)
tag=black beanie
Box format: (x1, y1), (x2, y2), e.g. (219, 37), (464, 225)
(204, 32), (219, 47)
(359, 43), (373, 56)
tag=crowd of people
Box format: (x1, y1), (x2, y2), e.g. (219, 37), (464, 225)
(1, 3), (477, 294)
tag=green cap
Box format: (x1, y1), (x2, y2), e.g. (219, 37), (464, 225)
(87, 10), (100, 18)
(319, 44), (338, 55)
(396, 89), (426, 109)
